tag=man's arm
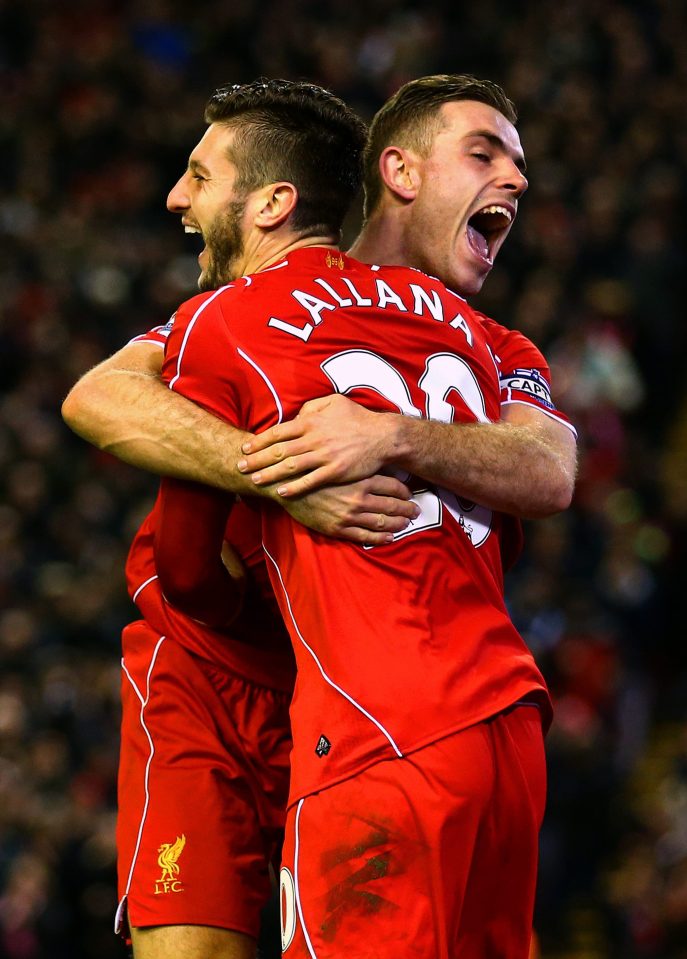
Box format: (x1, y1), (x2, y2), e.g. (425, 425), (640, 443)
(62, 341), (255, 493)
(62, 342), (419, 544)
(237, 393), (577, 520)
(154, 477), (243, 629)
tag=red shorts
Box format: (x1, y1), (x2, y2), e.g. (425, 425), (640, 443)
(280, 704), (545, 959)
(115, 620), (292, 938)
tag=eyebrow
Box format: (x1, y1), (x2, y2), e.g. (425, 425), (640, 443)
(188, 158), (211, 176)
(466, 130), (527, 174)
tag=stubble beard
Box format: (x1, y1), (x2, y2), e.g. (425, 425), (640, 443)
(198, 199), (246, 292)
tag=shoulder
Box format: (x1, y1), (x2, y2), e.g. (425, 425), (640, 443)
(474, 310), (547, 368)
(178, 285), (236, 318)
(167, 285), (243, 341)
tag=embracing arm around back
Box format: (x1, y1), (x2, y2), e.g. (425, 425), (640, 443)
(238, 393), (577, 520)
(61, 341), (418, 545)
(391, 399), (576, 517)
(61, 341), (253, 493)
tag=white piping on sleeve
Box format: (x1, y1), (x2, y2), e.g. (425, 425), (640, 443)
(132, 574), (158, 605)
(500, 399), (578, 437)
(168, 286), (231, 391)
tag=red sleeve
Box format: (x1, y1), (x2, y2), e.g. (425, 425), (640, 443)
(153, 292), (254, 631)
(161, 290), (247, 425)
(478, 312), (577, 436)
(154, 477), (243, 631)
(127, 313), (177, 347)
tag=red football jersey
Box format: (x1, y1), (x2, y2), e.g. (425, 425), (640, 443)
(125, 495), (294, 691)
(476, 312), (577, 570)
(124, 323), (295, 691)
(128, 308), (574, 582)
(478, 312), (576, 435)
(159, 247), (552, 806)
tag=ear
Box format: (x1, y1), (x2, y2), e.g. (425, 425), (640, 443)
(378, 146), (421, 201)
(254, 182), (298, 229)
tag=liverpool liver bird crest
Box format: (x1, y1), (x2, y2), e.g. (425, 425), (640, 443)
(157, 834), (186, 882)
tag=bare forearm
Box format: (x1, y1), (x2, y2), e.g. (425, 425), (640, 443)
(62, 356), (255, 495)
(240, 393), (577, 518)
(62, 346), (419, 540)
(390, 414), (576, 518)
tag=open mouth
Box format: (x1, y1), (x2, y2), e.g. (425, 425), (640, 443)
(466, 205), (513, 264)
(183, 222), (207, 262)
(184, 223), (203, 242)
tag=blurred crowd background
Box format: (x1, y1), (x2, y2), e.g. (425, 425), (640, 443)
(0, 0), (685, 956)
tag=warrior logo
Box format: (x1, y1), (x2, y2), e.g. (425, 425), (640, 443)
(154, 834), (186, 894)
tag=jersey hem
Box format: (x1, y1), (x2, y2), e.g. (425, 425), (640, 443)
(286, 684), (550, 809)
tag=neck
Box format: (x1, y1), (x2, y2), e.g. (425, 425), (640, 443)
(348, 209), (410, 267)
(239, 232), (340, 277)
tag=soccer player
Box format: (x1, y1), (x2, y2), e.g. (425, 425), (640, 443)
(236, 76), (576, 514)
(62, 76), (576, 958)
(108, 83), (376, 959)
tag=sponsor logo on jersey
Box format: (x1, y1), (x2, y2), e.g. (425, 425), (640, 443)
(158, 313), (176, 338)
(154, 834), (186, 894)
(315, 734), (332, 757)
(500, 368), (554, 408)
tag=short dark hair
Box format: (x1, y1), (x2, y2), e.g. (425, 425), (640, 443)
(363, 74), (518, 219)
(204, 78), (367, 239)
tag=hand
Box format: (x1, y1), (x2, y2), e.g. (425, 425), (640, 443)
(283, 474), (420, 546)
(237, 394), (396, 497)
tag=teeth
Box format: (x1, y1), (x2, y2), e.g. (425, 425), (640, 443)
(184, 226), (201, 234)
(480, 205), (512, 221)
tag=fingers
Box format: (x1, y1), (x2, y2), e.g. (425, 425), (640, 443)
(279, 473), (421, 545)
(266, 472), (415, 502)
(273, 467), (335, 498)
(237, 440), (304, 474)
(240, 419), (304, 456)
(381, 496), (419, 520)
(336, 506), (421, 545)
(298, 395), (341, 414)
(356, 512), (412, 534)
(239, 454), (329, 491)
(361, 474), (413, 501)
(337, 527), (396, 546)
(339, 489), (420, 532)
(360, 490), (419, 521)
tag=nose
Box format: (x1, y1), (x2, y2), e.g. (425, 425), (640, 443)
(502, 162), (528, 200)
(167, 172), (190, 213)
